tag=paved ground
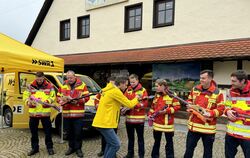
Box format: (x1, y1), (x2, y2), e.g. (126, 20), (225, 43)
(0, 117), (244, 158)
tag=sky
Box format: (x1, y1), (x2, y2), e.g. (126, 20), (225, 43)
(0, 0), (45, 43)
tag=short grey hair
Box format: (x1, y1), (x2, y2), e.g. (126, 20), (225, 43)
(66, 70), (75, 76)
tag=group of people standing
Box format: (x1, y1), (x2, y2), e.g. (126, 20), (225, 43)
(23, 70), (89, 157)
(23, 69), (250, 158)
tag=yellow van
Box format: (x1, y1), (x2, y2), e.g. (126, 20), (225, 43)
(0, 72), (100, 133)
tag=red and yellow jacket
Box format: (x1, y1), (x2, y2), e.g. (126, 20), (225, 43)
(23, 80), (55, 117)
(148, 93), (180, 132)
(57, 78), (89, 118)
(224, 80), (250, 140)
(94, 93), (101, 109)
(187, 80), (225, 134)
(124, 83), (148, 124)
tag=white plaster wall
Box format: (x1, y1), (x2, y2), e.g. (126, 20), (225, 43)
(243, 60), (250, 74)
(213, 61), (237, 85)
(31, 0), (250, 55)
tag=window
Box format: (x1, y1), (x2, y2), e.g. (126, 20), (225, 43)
(19, 73), (36, 94)
(60, 19), (70, 41)
(77, 15), (90, 39)
(153, 0), (174, 28)
(124, 3), (142, 32)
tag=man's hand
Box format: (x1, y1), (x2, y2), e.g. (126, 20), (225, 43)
(136, 94), (143, 101)
(71, 100), (78, 105)
(227, 110), (237, 121)
(158, 108), (171, 115)
(121, 107), (130, 115)
(42, 100), (50, 108)
(148, 115), (155, 121)
(61, 95), (72, 102)
(202, 111), (211, 118)
(27, 100), (37, 107)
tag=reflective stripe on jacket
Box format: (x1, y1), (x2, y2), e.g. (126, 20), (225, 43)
(23, 80), (55, 117)
(148, 93), (180, 132)
(187, 80), (225, 134)
(225, 80), (250, 140)
(124, 83), (148, 124)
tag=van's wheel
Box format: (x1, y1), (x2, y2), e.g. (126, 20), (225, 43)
(4, 108), (13, 127)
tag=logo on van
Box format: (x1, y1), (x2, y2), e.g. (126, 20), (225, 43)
(32, 59), (55, 67)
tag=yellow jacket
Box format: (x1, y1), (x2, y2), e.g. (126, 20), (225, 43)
(23, 80), (55, 117)
(92, 83), (139, 128)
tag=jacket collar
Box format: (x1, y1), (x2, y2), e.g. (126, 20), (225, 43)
(195, 80), (217, 93)
(127, 83), (142, 92)
(64, 78), (82, 88)
(231, 80), (250, 95)
(31, 79), (49, 90)
(102, 82), (115, 92)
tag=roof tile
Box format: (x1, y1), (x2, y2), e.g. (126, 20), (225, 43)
(58, 38), (250, 65)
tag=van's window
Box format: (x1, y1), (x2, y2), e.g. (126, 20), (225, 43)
(44, 75), (59, 93)
(78, 76), (101, 93)
(19, 73), (36, 94)
(57, 75), (101, 93)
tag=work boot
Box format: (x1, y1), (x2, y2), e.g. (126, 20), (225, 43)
(47, 148), (55, 155)
(27, 149), (39, 156)
(97, 151), (104, 157)
(76, 149), (84, 158)
(65, 148), (75, 156)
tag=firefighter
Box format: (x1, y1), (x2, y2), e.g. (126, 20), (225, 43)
(184, 70), (225, 158)
(57, 70), (90, 158)
(23, 72), (55, 156)
(92, 76), (141, 158)
(224, 70), (250, 158)
(123, 74), (148, 158)
(148, 79), (180, 158)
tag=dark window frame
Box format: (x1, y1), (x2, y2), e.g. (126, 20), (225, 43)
(124, 3), (143, 33)
(153, 0), (175, 28)
(60, 19), (70, 41)
(77, 15), (90, 39)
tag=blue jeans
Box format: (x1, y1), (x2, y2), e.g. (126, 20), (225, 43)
(97, 128), (121, 158)
(225, 134), (250, 158)
(184, 131), (215, 158)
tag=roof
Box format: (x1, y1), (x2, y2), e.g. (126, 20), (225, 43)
(25, 0), (54, 45)
(58, 38), (250, 65)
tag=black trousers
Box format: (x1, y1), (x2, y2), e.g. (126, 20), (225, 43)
(126, 123), (145, 157)
(225, 134), (250, 158)
(184, 131), (215, 158)
(151, 130), (174, 158)
(29, 117), (53, 150)
(64, 118), (84, 150)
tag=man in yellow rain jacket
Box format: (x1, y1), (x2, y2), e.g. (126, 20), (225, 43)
(92, 76), (141, 158)
(23, 72), (55, 156)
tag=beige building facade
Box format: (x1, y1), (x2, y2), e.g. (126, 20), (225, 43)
(26, 0), (250, 89)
